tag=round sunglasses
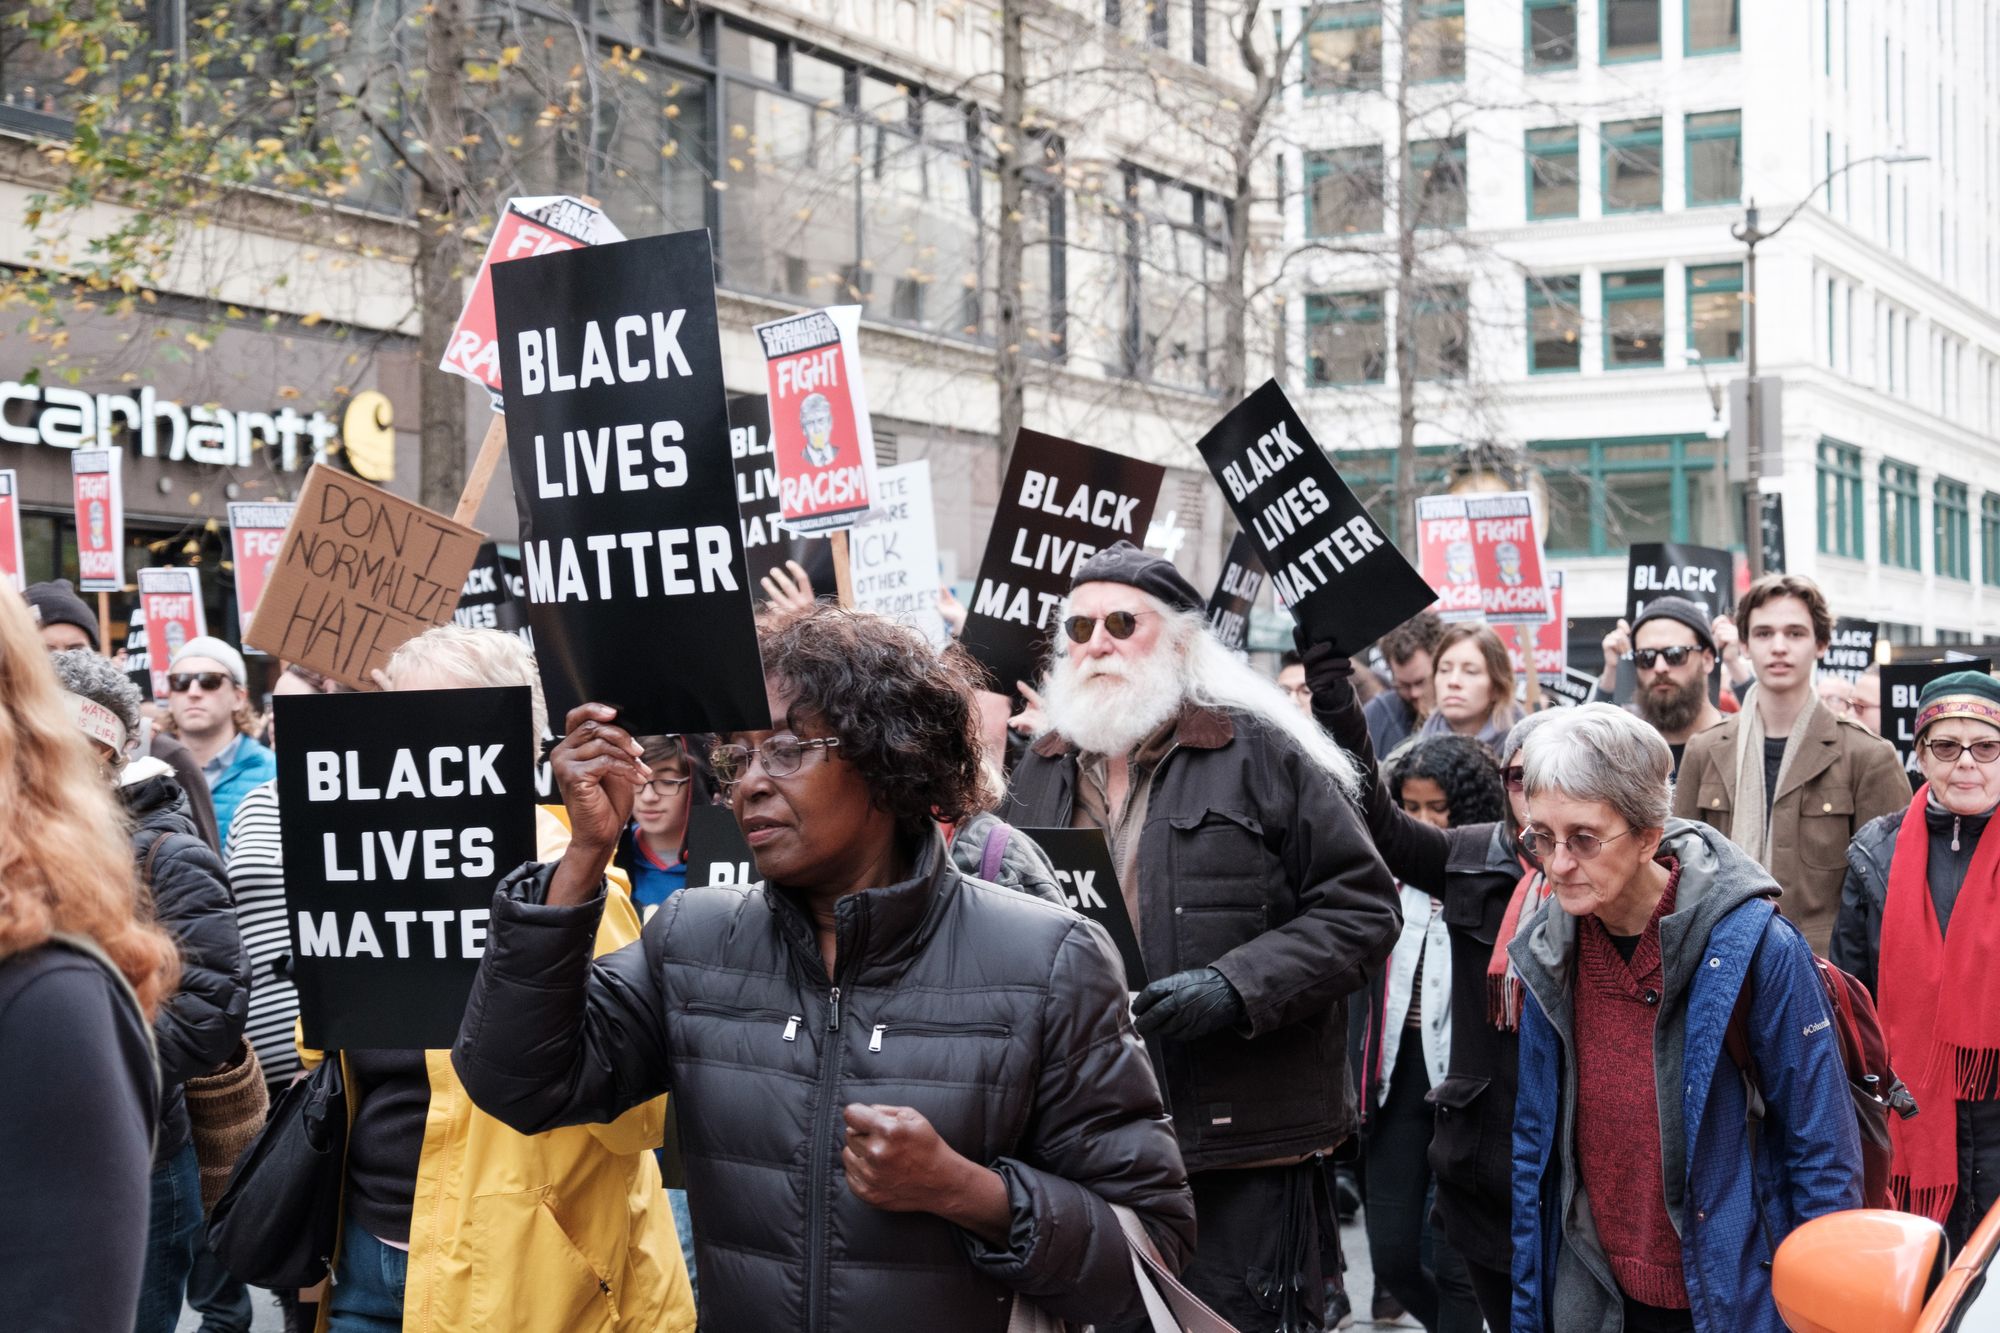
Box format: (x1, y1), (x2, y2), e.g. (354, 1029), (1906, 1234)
(1062, 610), (1157, 644)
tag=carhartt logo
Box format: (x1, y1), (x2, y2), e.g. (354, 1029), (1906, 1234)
(1803, 1018), (1831, 1036)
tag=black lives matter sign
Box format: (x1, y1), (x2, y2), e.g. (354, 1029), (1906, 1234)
(494, 230), (768, 736)
(960, 431), (1165, 692)
(1624, 542), (1734, 623)
(277, 687), (536, 1049)
(1020, 828), (1147, 989)
(1197, 380), (1433, 655)
(1205, 531), (1266, 651)
(1819, 617), (1878, 684)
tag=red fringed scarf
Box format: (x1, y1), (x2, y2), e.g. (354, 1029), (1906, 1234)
(1878, 783), (2000, 1223)
(1485, 859), (1545, 1032)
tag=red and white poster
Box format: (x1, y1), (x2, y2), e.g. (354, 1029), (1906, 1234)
(227, 501), (295, 651)
(1414, 495), (1482, 622)
(0, 470), (23, 592)
(754, 305), (877, 535)
(138, 567), (205, 701)
(1497, 570), (1566, 681)
(73, 449), (125, 593)
(1464, 492), (1551, 624)
(438, 196), (624, 398)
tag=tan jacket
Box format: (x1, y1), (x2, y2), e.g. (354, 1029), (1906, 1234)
(1672, 703), (1909, 957)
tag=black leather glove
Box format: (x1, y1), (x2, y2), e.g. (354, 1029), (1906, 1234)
(1131, 967), (1246, 1042)
(1294, 628), (1356, 702)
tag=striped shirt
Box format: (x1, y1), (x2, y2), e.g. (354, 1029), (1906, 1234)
(224, 780), (302, 1092)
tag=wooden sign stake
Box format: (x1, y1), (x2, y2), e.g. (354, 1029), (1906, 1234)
(830, 530), (855, 608)
(454, 415), (510, 527)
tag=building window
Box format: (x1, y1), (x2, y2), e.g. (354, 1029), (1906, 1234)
(1329, 446), (1456, 545)
(1122, 170), (1225, 391)
(1603, 0), (1661, 61)
(1410, 136), (1467, 229)
(1603, 117), (1663, 212)
(1879, 460), (1922, 570)
(1305, 145), (1385, 235)
(1603, 269), (1665, 368)
(1534, 437), (1725, 555)
(1817, 439), (1864, 558)
(1687, 263), (1743, 363)
(1306, 291), (1387, 386)
(1982, 493), (2000, 585)
(1526, 126), (1579, 219)
(1305, 2), (1383, 93)
(1409, 2), (1466, 82)
(1527, 275), (1583, 373)
(1687, 0), (1740, 52)
(1935, 478), (1971, 580)
(1148, 0), (1168, 46)
(1191, 0), (1207, 63)
(1525, 0), (1579, 70)
(1414, 284), (1469, 380)
(1686, 110), (1742, 205)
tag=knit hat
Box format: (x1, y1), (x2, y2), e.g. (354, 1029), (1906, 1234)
(1631, 596), (1717, 654)
(23, 579), (101, 650)
(170, 635), (248, 687)
(1914, 671), (2000, 737)
(1068, 541), (1204, 616)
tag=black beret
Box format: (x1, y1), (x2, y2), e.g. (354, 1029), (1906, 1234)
(1068, 540), (1205, 615)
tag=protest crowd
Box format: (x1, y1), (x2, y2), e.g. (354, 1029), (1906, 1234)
(6, 229), (1998, 1333)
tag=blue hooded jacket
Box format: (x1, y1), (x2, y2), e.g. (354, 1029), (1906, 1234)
(1509, 820), (1863, 1332)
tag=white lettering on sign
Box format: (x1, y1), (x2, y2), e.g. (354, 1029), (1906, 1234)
(1053, 869), (1108, 911)
(303, 746), (508, 801)
(1017, 470), (1142, 534)
(1633, 565), (1721, 594)
(0, 380), (333, 470)
(516, 311), (692, 397)
(533, 421), (689, 500)
(1219, 419), (1308, 501)
(295, 907), (491, 959)
(521, 526), (739, 604)
(1266, 515), (1392, 608)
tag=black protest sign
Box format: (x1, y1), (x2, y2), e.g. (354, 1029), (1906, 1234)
(1019, 828), (1146, 988)
(1196, 380), (1434, 655)
(685, 803), (756, 889)
(1819, 617), (1878, 684)
(1205, 532), (1266, 651)
(276, 687), (537, 1049)
(1625, 542), (1735, 623)
(1542, 668), (1598, 709)
(960, 431), (1165, 692)
(729, 393), (834, 602)
(494, 230), (769, 737)
(453, 542), (530, 642)
(1883, 658), (1991, 790)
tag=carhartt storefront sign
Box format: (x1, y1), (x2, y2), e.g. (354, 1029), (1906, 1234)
(0, 379), (336, 470)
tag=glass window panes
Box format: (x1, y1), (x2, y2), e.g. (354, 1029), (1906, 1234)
(1415, 284), (1468, 380)
(793, 54), (849, 106)
(1306, 2), (1383, 92)
(1409, 2), (1465, 82)
(1879, 460), (1921, 570)
(1536, 446), (1596, 553)
(1526, 0), (1578, 69)
(1306, 145), (1385, 235)
(863, 113), (979, 336)
(1817, 439), (1864, 558)
(1527, 275), (1582, 373)
(1604, 269), (1665, 367)
(1411, 136), (1467, 228)
(1604, 0), (1661, 60)
(1687, 263), (1743, 363)
(1686, 110), (1742, 205)
(1527, 126), (1579, 219)
(1306, 291), (1387, 385)
(1688, 0), (1740, 52)
(1603, 117), (1663, 212)
(718, 82), (860, 302)
(1532, 438), (1722, 554)
(594, 61), (714, 241)
(1982, 494), (2000, 585)
(1935, 479), (1970, 580)
(1123, 175), (1224, 391)
(717, 25), (781, 80)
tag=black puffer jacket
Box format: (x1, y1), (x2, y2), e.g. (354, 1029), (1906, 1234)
(1003, 704), (1401, 1171)
(124, 763), (250, 1162)
(452, 833), (1194, 1333)
(946, 810), (1066, 906)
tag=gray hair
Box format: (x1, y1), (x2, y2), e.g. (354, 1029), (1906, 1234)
(1498, 706), (1560, 764)
(1519, 702), (1672, 831)
(49, 648), (143, 751)
(383, 625), (548, 746)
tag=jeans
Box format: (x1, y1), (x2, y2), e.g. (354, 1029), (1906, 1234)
(186, 1239), (256, 1332)
(1363, 1038), (1483, 1333)
(326, 1218), (408, 1333)
(134, 1142), (203, 1333)
(666, 1186), (699, 1306)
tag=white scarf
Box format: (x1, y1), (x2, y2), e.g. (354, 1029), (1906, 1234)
(1732, 691), (1824, 868)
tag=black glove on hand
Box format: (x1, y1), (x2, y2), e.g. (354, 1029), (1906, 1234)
(1293, 627), (1355, 703)
(1131, 967), (1246, 1042)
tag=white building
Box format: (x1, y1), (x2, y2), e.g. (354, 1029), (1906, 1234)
(1275, 0), (2000, 647)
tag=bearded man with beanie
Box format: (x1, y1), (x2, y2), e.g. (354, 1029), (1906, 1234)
(1004, 541), (1401, 1330)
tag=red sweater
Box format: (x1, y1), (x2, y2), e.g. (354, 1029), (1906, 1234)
(1573, 860), (1687, 1310)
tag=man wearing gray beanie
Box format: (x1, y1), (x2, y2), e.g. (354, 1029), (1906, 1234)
(167, 635), (274, 842)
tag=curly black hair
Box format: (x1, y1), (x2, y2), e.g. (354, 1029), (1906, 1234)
(1386, 732), (1507, 828)
(756, 606), (985, 833)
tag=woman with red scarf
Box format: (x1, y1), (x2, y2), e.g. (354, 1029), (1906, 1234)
(1834, 670), (2000, 1247)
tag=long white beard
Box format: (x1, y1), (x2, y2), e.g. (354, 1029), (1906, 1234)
(1041, 645), (1187, 757)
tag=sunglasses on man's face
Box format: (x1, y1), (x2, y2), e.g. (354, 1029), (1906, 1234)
(168, 672), (232, 693)
(1633, 645), (1701, 671)
(1063, 610), (1154, 644)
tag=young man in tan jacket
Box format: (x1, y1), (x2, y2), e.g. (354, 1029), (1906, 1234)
(1673, 574), (1909, 956)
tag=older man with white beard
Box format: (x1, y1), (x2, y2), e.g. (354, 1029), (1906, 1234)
(1004, 541), (1400, 1332)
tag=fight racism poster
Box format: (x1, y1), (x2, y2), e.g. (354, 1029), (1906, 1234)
(729, 393), (834, 604)
(1496, 570), (1567, 683)
(138, 567), (205, 701)
(755, 306), (877, 535)
(1416, 492), (1551, 626)
(227, 502), (295, 650)
(73, 449), (124, 593)
(0, 470), (21, 592)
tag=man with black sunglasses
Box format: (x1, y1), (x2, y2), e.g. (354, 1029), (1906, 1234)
(1621, 597), (1726, 779)
(165, 636), (275, 844)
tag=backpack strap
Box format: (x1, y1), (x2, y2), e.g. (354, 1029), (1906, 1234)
(46, 930), (163, 1158)
(978, 821), (1014, 883)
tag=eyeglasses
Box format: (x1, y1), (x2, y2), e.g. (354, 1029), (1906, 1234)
(168, 672), (231, 693)
(1922, 737), (2000, 765)
(1633, 646), (1701, 671)
(1063, 610), (1155, 644)
(1502, 764), (1524, 792)
(1517, 827), (1636, 862)
(640, 774), (692, 797)
(709, 735), (841, 788)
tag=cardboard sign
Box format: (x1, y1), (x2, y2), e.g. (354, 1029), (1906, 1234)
(1205, 532), (1266, 651)
(73, 449), (125, 592)
(245, 465), (483, 690)
(439, 196), (625, 396)
(0, 470), (22, 592)
(755, 306), (877, 535)
(1884, 658), (1994, 790)
(138, 567), (205, 701)
(685, 803), (757, 890)
(1018, 828), (1147, 989)
(848, 461), (948, 646)
(227, 502), (295, 650)
(1196, 380), (1434, 655)
(1625, 542), (1735, 624)
(1496, 570), (1567, 682)
(277, 686), (537, 1049)
(730, 393), (833, 602)
(1819, 616), (1878, 684)
(960, 431), (1165, 692)
(493, 229), (768, 737)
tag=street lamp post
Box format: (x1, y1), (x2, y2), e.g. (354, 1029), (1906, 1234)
(1729, 150), (1926, 579)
